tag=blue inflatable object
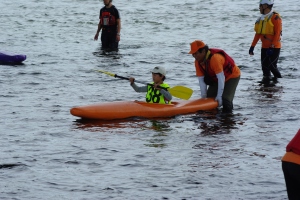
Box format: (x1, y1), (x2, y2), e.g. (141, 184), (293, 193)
(0, 51), (26, 64)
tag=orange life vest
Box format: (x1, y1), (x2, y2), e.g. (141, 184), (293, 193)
(198, 48), (235, 83)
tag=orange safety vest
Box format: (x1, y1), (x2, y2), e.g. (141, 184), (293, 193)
(198, 48), (235, 83)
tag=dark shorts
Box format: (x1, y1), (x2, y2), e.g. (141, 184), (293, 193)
(101, 29), (119, 51)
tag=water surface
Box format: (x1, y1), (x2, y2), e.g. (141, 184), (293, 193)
(1, 0), (300, 199)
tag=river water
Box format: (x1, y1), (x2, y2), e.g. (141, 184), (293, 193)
(1, 0), (300, 199)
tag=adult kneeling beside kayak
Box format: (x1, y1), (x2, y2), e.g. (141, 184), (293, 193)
(188, 40), (241, 113)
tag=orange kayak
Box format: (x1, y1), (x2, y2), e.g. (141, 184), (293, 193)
(70, 98), (218, 120)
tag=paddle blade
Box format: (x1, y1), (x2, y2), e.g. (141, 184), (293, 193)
(169, 86), (193, 100)
(96, 70), (116, 77)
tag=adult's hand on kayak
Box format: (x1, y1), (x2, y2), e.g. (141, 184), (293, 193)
(215, 96), (222, 107)
(129, 77), (135, 85)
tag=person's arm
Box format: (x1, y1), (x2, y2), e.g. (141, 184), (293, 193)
(159, 89), (172, 101)
(129, 78), (147, 92)
(271, 14), (282, 48)
(116, 19), (121, 41)
(152, 84), (172, 101)
(130, 83), (148, 92)
(210, 54), (225, 106)
(251, 34), (260, 48)
(215, 72), (225, 107)
(94, 21), (102, 40)
(249, 34), (260, 55)
(195, 61), (207, 97)
(198, 76), (207, 98)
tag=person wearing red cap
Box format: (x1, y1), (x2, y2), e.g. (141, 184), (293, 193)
(249, 0), (282, 84)
(189, 40), (241, 112)
(282, 129), (300, 199)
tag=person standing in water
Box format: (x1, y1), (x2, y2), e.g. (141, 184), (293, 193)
(94, 0), (121, 52)
(249, 0), (282, 84)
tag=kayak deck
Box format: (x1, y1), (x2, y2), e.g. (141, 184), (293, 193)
(70, 98), (218, 120)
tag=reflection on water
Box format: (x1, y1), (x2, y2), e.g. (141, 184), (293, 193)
(148, 120), (171, 131)
(0, 62), (26, 66)
(189, 110), (246, 136)
(72, 117), (171, 130)
(72, 118), (148, 131)
(144, 120), (171, 148)
(73, 118), (172, 148)
(0, 163), (27, 169)
(73, 111), (246, 148)
(250, 83), (284, 110)
(93, 48), (122, 59)
(256, 84), (283, 101)
(188, 111), (247, 170)
(144, 134), (168, 148)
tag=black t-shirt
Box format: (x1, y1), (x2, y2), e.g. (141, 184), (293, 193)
(99, 5), (120, 29)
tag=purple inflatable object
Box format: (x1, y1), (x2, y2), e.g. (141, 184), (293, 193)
(0, 51), (26, 64)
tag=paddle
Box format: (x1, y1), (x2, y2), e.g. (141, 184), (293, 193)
(96, 70), (193, 100)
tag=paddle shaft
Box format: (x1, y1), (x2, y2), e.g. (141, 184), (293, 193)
(96, 69), (193, 99)
(114, 74), (167, 89)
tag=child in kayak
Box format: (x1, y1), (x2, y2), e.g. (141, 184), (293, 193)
(129, 66), (172, 104)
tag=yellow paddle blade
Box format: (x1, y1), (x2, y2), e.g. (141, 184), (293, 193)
(96, 70), (115, 77)
(169, 86), (193, 100)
